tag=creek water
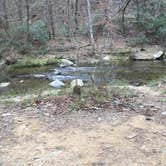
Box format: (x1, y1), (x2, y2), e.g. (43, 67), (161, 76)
(0, 60), (166, 96)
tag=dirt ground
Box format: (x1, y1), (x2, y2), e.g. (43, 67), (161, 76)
(0, 85), (166, 166)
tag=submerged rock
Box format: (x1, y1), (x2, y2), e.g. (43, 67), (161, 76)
(49, 79), (65, 88)
(53, 69), (61, 75)
(0, 82), (10, 88)
(70, 79), (84, 88)
(33, 74), (46, 78)
(48, 75), (78, 81)
(59, 59), (74, 67)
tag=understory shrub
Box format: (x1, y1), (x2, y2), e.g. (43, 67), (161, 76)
(0, 20), (49, 55)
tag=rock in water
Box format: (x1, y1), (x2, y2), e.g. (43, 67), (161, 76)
(0, 82), (10, 88)
(161, 111), (166, 116)
(49, 79), (65, 88)
(131, 50), (164, 61)
(103, 55), (111, 61)
(53, 69), (61, 75)
(153, 51), (164, 60)
(70, 79), (84, 88)
(33, 74), (45, 78)
(59, 59), (74, 67)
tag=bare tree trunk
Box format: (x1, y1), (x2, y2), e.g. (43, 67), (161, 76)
(118, 0), (132, 35)
(86, 0), (95, 51)
(3, 0), (9, 29)
(154, 0), (161, 17)
(44, 0), (51, 39)
(47, 0), (55, 38)
(18, 0), (23, 23)
(74, 0), (79, 34)
(121, 10), (125, 35)
(136, 0), (140, 26)
(25, 0), (30, 41)
(66, 0), (71, 37)
(105, 0), (112, 20)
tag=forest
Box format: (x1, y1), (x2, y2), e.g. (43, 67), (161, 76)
(0, 0), (166, 165)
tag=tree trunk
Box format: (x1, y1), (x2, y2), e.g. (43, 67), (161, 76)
(18, 0), (23, 23)
(136, 0), (140, 26)
(67, 0), (71, 37)
(45, 0), (51, 38)
(3, 0), (9, 29)
(25, 0), (30, 41)
(122, 10), (125, 35)
(47, 0), (55, 38)
(105, 0), (112, 20)
(86, 0), (95, 50)
(74, 0), (79, 34)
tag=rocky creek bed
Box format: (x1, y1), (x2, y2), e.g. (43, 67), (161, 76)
(0, 60), (166, 97)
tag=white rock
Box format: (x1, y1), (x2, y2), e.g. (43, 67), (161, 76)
(20, 80), (24, 83)
(0, 82), (10, 88)
(97, 117), (102, 121)
(126, 133), (137, 139)
(161, 111), (166, 116)
(103, 55), (111, 61)
(1, 113), (11, 117)
(60, 59), (74, 67)
(0, 60), (5, 67)
(70, 79), (84, 88)
(33, 74), (45, 78)
(49, 79), (65, 88)
(53, 69), (61, 75)
(153, 51), (164, 59)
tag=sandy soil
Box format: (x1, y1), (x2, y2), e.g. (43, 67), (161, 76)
(0, 85), (166, 166)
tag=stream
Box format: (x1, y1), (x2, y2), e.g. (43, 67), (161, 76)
(0, 60), (166, 96)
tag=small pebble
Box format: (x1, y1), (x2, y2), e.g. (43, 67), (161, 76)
(98, 117), (102, 121)
(126, 133), (137, 139)
(1, 113), (11, 117)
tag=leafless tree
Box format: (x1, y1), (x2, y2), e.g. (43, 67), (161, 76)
(46, 0), (55, 38)
(25, 0), (30, 41)
(86, 0), (95, 50)
(17, 0), (23, 23)
(3, 0), (9, 29)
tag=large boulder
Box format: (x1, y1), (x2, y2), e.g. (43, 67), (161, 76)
(59, 59), (74, 67)
(130, 50), (164, 61)
(70, 79), (84, 88)
(103, 55), (111, 61)
(49, 79), (65, 88)
(0, 82), (10, 88)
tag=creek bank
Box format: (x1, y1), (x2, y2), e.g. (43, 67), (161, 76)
(10, 56), (59, 69)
